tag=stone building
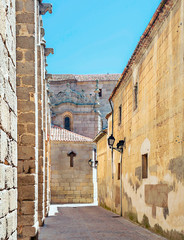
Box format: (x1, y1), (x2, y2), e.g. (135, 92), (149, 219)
(0, 0), (53, 239)
(0, 0), (17, 239)
(47, 74), (120, 139)
(50, 127), (95, 204)
(95, 0), (184, 239)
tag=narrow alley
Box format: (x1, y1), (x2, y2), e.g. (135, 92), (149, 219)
(39, 206), (167, 240)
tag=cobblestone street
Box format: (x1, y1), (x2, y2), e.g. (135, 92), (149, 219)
(39, 206), (167, 240)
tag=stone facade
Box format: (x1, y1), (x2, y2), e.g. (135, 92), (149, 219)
(48, 74), (120, 139)
(0, 0), (17, 239)
(96, 0), (184, 239)
(16, 0), (52, 239)
(50, 127), (95, 204)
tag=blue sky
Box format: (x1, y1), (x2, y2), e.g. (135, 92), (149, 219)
(42, 0), (161, 74)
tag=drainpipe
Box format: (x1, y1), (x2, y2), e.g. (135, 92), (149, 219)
(120, 151), (123, 216)
(109, 99), (114, 179)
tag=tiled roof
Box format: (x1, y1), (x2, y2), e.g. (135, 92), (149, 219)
(51, 127), (93, 142)
(47, 74), (121, 82)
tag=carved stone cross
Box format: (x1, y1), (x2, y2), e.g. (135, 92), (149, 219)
(67, 151), (76, 167)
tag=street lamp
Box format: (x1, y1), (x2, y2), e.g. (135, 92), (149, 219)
(108, 134), (115, 147)
(108, 135), (125, 153)
(107, 134), (125, 217)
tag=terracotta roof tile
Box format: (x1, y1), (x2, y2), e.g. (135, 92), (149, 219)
(51, 127), (93, 142)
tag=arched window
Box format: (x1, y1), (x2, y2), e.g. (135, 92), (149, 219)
(64, 117), (71, 131)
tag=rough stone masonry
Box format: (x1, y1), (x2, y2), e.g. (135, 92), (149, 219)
(0, 0), (53, 239)
(0, 0), (17, 239)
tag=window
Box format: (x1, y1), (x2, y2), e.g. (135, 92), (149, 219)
(99, 89), (102, 97)
(118, 105), (122, 125)
(117, 163), (120, 180)
(142, 154), (148, 178)
(67, 151), (76, 167)
(133, 82), (138, 111)
(64, 117), (70, 131)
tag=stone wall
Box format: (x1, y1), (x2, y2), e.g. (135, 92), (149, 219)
(16, 0), (52, 239)
(51, 141), (94, 204)
(51, 103), (99, 139)
(0, 0), (17, 239)
(48, 74), (120, 138)
(96, 0), (184, 239)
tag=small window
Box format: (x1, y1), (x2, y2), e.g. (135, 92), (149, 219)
(142, 154), (148, 179)
(118, 105), (122, 125)
(133, 82), (138, 111)
(118, 163), (120, 180)
(99, 89), (102, 97)
(64, 117), (70, 131)
(67, 151), (76, 168)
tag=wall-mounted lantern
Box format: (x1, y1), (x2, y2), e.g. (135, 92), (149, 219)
(88, 159), (98, 168)
(108, 134), (125, 153)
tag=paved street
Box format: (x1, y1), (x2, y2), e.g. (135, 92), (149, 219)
(39, 205), (167, 240)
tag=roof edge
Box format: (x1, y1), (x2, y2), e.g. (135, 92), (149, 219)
(109, 0), (173, 100)
(93, 129), (107, 143)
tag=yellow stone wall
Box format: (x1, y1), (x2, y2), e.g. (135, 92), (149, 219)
(97, 0), (184, 238)
(51, 141), (94, 204)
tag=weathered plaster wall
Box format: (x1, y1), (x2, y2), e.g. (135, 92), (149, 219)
(97, 0), (184, 239)
(51, 142), (94, 204)
(0, 0), (17, 239)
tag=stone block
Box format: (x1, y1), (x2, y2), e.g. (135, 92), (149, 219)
(22, 225), (37, 237)
(18, 113), (35, 124)
(16, 13), (34, 23)
(25, 0), (34, 13)
(9, 188), (17, 211)
(0, 38), (8, 75)
(18, 124), (26, 136)
(21, 201), (36, 215)
(8, 57), (16, 92)
(5, 166), (14, 189)
(21, 134), (35, 145)
(16, 0), (24, 12)
(18, 174), (35, 186)
(25, 50), (34, 61)
(4, 77), (17, 113)
(0, 190), (9, 217)
(18, 215), (35, 226)
(18, 101), (35, 112)
(0, 99), (10, 133)
(9, 230), (17, 240)
(0, 217), (6, 239)
(21, 76), (35, 87)
(9, 140), (17, 166)
(0, 163), (5, 190)
(6, 211), (17, 238)
(17, 87), (35, 101)
(16, 50), (23, 61)
(18, 160), (35, 174)
(18, 146), (35, 160)
(10, 111), (17, 141)
(13, 167), (17, 188)
(18, 184), (36, 201)
(16, 36), (34, 49)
